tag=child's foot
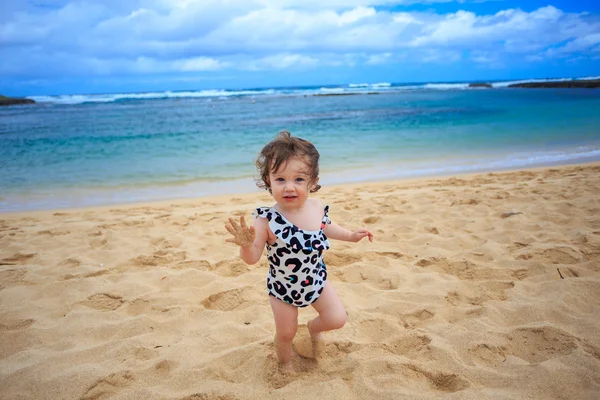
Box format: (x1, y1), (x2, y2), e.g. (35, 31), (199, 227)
(307, 320), (324, 358)
(307, 320), (322, 341)
(280, 361), (296, 375)
(292, 321), (323, 359)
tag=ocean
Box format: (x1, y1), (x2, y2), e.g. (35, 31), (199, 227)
(1, 78), (600, 212)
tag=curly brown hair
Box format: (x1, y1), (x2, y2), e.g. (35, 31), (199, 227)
(255, 131), (321, 193)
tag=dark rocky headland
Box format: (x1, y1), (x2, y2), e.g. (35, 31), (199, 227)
(508, 80), (600, 89)
(468, 83), (493, 88)
(0, 95), (36, 106)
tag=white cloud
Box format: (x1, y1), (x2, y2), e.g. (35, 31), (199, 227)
(174, 57), (226, 71)
(367, 52), (394, 64)
(470, 51), (504, 68)
(418, 49), (462, 63)
(546, 33), (600, 56)
(241, 54), (319, 70)
(0, 1), (599, 79)
(339, 7), (376, 25)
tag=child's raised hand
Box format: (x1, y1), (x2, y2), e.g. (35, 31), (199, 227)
(351, 228), (374, 243)
(225, 215), (255, 247)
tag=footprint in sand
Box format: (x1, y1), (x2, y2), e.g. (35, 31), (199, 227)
(131, 250), (187, 267)
(133, 346), (160, 361)
(363, 216), (380, 224)
(469, 343), (507, 367)
(324, 251), (362, 267)
(154, 360), (177, 378)
(150, 236), (183, 249)
(382, 333), (432, 357)
(334, 266), (397, 290)
(373, 251), (407, 260)
(402, 309), (435, 329)
(321, 340), (363, 358)
(356, 318), (404, 341)
(89, 237), (108, 249)
(0, 318), (35, 331)
(84, 269), (111, 278)
(201, 286), (259, 311)
(0, 252), (36, 265)
(58, 274), (79, 281)
(361, 360), (469, 393)
(0, 269), (27, 289)
(515, 246), (582, 264)
(80, 371), (135, 400)
(416, 256), (522, 281)
(503, 326), (579, 363)
(82, 293), (124, 311)
(174, 260), (212, 271)
(212, 259), (251, 277)
(445, 281), (514, 307)
(58, 258), (81, 267)
(37, 228), (71, 236)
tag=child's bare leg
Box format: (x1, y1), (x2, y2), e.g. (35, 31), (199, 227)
(292, 282), (347, 359)
(269, 295), (298, 372)
(309, 281), (347, 339)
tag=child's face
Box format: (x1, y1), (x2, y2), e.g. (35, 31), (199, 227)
(268, 156), (317, 208)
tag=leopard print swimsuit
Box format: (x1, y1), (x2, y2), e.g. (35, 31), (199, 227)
(253, 205), (331, 307)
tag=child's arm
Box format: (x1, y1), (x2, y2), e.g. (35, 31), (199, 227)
(325, 222), (373, 243)
(225, 215), (268, 265)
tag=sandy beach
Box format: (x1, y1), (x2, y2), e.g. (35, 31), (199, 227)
(1, 163), (600, 399)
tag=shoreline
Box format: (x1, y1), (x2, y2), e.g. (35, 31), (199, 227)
(3, 160), (600, 218)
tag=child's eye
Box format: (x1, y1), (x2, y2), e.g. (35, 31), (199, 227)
(276, 178), (285, 182)
(295, 178), (305, 182)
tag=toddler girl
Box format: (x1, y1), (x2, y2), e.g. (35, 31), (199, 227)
(225, 130), (373, 372)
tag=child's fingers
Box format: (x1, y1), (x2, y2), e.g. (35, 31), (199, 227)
(357, 229), (373, 242)
(228, 217), (240, 231)
(240, 215), (248, 229)
(225, 237), (237, 244)
(224, 223), (237, 236)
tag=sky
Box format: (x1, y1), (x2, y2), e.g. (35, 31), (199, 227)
(1, 0), (599, 96)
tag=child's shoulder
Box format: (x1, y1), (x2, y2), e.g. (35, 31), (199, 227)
(307, 198), (328, 212)
(306, 197), (325, 208)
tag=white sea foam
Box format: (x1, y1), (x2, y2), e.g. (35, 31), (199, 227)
(319, 87), (346, 93)
(349, 82), (391, 88)
(424, 83), (470, 90)
(26, 76), (598, 105)
(371, 82), (392, 88)
(29, 89), (276, 105)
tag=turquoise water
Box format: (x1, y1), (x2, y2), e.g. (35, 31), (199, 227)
(1, 81), (600, 211)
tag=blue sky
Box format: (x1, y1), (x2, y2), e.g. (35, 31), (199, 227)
(1, 0), (599, 96)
